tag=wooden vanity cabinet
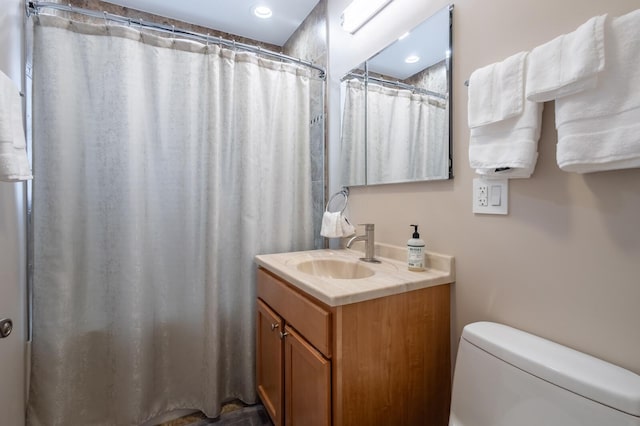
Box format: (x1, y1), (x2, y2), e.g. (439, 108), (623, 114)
(284, 325), (331, 426)
(257, 268), (332, 426)
(256, 267), (451, 426)
(256, 299), (284, 425)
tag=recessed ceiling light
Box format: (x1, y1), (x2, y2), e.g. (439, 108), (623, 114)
(398, 32), (410, 41)
(405, 55), (420, 64)
(254, 6), (273, 19)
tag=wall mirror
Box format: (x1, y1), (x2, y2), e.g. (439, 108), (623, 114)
(340, 4), (453, 186)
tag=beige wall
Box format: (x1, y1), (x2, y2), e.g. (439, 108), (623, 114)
(328, 0), (640, 374)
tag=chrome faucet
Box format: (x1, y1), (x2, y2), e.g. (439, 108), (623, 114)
(346, 224), (381, 263)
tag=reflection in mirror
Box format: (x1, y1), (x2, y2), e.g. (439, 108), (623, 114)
(340, 64), (367, 186)
(340, 4), (453, 186)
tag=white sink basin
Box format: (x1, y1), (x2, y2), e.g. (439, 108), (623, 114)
(296, 259), (375, 279)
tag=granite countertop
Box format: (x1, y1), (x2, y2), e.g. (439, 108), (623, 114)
(254, 243), (455, 307)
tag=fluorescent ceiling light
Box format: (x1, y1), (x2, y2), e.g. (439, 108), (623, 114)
(398, 31), (410, 41)
(253, 6), (273, 19)
(341, 0), (394, 34)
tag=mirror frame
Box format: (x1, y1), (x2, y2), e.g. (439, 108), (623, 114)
(340, 4), (454, 186)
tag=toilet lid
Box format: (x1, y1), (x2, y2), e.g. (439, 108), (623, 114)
(462, 322), (640, 417)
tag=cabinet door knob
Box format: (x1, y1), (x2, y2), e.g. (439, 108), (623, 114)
(279, 331), (289, 340)
(271, 323), (279, 331)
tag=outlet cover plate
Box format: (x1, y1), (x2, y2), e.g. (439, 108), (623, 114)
(473, 177), (508, 215)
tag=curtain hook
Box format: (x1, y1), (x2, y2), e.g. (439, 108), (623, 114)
(206, 32), (210, 47)
(103, 11), (109, 28)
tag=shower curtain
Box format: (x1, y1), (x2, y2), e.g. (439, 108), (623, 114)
(340, 77), (447, 185)
(29, 15), (314, 426)
(366, 83), (447, 184)
(340, 79), (366, 186)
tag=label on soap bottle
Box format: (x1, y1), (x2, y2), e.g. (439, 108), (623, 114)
(407, 246), (424, 270)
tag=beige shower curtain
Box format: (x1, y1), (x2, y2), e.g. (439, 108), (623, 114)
(340, 78), (367, 186)
(29, 15), (314, 426)
(340, 75), (448, 185)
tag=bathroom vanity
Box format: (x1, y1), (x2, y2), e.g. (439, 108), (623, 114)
(255, 245), (455, 426)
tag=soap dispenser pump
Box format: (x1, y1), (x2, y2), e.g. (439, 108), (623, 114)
(407, 224), (425, 271)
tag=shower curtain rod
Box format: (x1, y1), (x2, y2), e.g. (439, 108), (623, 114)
(26, 1), (326, 79)
(344, 71), (447, 100)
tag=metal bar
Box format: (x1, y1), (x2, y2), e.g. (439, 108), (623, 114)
(26, 1), (326, 79)
(25, 58), (34, 343)
(343, 71), (446, 99)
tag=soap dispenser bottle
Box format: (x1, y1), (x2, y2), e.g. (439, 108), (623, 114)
(407, 224), (425, 271)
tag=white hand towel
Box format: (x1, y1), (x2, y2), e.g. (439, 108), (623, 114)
(469, 98), (544, 178)
(0, 71), (32, 182)
(526, 14), (606, 103)
(468, 52), (544, 178)
(468, 51), (528, 128)
(555, 10), (640, 173)
(321, 211), (356, 238)
(340, 215), (355, 237)
(320, 211), (340, 238)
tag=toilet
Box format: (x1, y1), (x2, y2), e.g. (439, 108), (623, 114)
(449, 322), (640, 426)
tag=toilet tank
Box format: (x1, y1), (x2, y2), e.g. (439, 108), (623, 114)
(450, 322), (640, 426)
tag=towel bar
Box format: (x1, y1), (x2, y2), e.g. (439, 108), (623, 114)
(326, 187), (349, 213)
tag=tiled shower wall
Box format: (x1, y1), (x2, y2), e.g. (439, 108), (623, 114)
(284, 0), (328, 249)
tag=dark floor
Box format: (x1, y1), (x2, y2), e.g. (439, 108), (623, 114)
(160, 404), (272, 426)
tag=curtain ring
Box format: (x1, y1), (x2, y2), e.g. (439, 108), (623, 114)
(103, 11), (109, 29)
(206, 32), (210, 47)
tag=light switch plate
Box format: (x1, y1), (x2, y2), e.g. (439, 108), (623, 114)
(473, 177), (508, 215)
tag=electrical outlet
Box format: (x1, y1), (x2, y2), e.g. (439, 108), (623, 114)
(473, 178), (508, 215)
(477, 183), (488, 207)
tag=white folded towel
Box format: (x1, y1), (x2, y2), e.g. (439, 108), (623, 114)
(526, 14), (606, 102)
(468, 51), (544, 178)
(555, 9), (640, 173)
(468, 51), (528, 128)
(320, 211), (355, 238)
(469, 98), (544, 178)
(0, 71), (32, 182)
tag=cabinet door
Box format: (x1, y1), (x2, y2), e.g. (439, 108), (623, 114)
(284, 326), (331, 426)
(257, 299), (284, 426)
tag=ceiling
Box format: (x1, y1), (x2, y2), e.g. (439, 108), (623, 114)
(367, 5), (450, 81)
(104, 0), (321, 46)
